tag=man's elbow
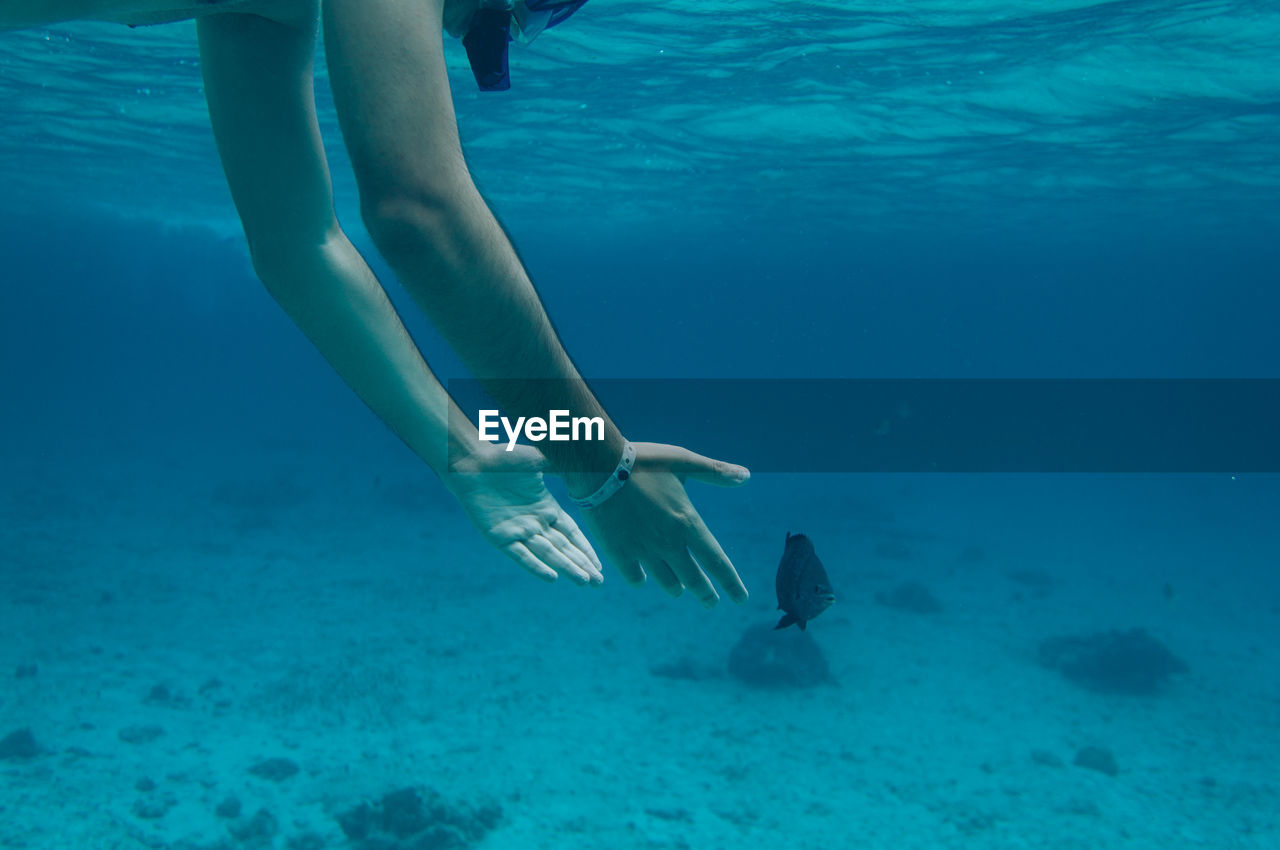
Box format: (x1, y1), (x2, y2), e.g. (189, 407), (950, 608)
(361, 192), (473, 278)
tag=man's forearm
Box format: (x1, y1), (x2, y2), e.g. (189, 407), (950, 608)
(265, 230), (483, 475)
(197, 8), (483, 482)
(375, 191), (627, 494)
(320, 0), (624, 492)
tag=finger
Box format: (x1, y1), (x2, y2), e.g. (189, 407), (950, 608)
(618, 559), (647, 586)
(686, 520), (749, 602)
(667, 549), (719, 608)
(553, 512), (603, 574)
(545, 526), (603, 585)
(648, 559), (683, 598)
(544, 526), (594, 575)
(637, 443), (749, 487)
(594, 536), (646, 585)
(525, 533), (592, 584)
(506, 541), (558, 583)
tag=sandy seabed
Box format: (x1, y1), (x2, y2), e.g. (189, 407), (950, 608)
(2, 447), (1277, 850)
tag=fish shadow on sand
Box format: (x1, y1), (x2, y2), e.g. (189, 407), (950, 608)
(727, 624), (834, 689)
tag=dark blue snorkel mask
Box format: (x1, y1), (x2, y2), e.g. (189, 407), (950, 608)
(463, 0), (590, 91)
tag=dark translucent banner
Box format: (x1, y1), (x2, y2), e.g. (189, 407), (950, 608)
(447, 379), (1280, 473)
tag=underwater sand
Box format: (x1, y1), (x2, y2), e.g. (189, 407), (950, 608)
(3, 446), (1277, 850)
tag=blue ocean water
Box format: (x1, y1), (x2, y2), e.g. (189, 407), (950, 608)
(2, 3), (1278, 849)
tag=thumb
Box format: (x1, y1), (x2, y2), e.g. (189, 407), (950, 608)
(636, 443), (750, 487)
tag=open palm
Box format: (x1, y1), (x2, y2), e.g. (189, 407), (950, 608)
(445, 444), (602, 584)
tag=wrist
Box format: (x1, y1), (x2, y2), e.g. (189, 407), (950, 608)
(443, 413), (498, 477)
(569, 440), (636, 509)
(561, 430), (629, 498)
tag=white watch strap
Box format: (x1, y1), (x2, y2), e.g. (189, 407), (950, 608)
(572, 441), (636, 509)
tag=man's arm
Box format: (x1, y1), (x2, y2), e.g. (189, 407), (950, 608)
(195, 7), (600, 584)
(321, 0), (625, 491)
(321, 0), (750, 605)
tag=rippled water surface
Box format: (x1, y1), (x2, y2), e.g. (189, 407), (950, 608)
(2, 1), (1277, 238)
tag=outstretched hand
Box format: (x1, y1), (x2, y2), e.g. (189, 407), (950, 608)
(445, 444), (603, 585)
(579, 442), (751, 606)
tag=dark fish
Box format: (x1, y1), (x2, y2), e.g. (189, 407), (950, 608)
(775, 532), (836, 631)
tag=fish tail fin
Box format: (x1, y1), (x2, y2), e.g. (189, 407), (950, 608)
(775, 613), (797, 630)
